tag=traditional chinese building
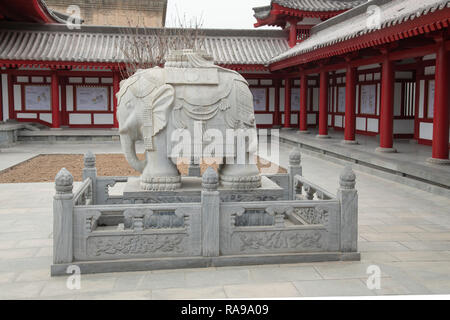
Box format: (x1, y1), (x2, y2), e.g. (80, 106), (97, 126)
(0, 0), (449, 164)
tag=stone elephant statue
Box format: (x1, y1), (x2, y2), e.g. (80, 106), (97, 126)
(116, 50), (261, 191)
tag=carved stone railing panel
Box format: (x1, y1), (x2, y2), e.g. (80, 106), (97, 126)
(73, 178), (93, 206)
(265, 174), (289, 200)
(220, 200), (340, 255)
(52, 152), (359, 275)
(123, 208), (187, 230)
(294, 175), (335, 201)
(96, 176), (128, 205)
(73, 204), (201, 261)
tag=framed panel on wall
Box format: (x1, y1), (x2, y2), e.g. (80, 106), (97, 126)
(25, 85), (51, 111)
(427, 80), (435, 118)
(360, 84), (377, 115)
(76, 86), (109, 111)
(250, 88), (267, 112)
(337, 86), (346, 113)
(291, 88), (300, 111)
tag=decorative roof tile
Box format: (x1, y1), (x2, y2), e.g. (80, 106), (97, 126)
(270, 0), (450, 64)
(253, 0), (365, 19)
(0, 24), (289, 66)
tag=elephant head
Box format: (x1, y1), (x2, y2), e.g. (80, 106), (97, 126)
(116, 68), (175, 172)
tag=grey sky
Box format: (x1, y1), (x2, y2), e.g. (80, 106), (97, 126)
(165, 0), (274, 29)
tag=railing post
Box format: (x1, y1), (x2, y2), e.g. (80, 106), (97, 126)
(288, 148), (302, 200)
(201, 167), (220, 257)
(337, 166), (358, 252)
(53, 168), (74, 264)
(83, 151), (97, 204)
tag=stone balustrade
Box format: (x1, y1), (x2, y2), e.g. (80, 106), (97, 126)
(51, 149), (359, 275)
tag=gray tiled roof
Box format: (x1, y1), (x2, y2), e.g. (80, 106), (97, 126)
(270, 0), (450, 64)
(0, 23), (289, 66)
(253, 0), (365, 19)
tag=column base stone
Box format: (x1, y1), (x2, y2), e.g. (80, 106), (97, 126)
(426, 157), (450, 165)
(316, 134), (330, 139)
(375, 147), (397, 153)
(298, 130), (310, 134)
(342, 140), (359, 145)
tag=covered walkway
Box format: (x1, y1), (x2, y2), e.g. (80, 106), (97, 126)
(276, 128), (450, 197)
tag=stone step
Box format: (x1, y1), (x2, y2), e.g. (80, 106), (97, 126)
(17, 129), (120, 143)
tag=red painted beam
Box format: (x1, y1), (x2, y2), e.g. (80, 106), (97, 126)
(0, 0), (56, 23)
(254, 3), (347, 28)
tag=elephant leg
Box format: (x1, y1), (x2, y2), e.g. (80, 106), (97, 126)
(219, 151), (261, 190)
(140, 130), (181, 191)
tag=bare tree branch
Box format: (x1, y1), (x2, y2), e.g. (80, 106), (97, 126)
(117, 13), (205, 78)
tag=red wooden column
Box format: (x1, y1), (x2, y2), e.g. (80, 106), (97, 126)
(7, 72), (15, 121)
(343, 64), (357, 144)
(288, 19), (297, 48)
(113, 71), (120, 129)
(299, 73), (308, 133)
(60, 77), (67, 126)
(377, 53), (396, 152)
(428, 38), (450, 164)
(414, 58), (424, 141)
(51, 71), (60, 129)
(0, 73), (3, 122)
(273, 79), (281, 127)
(317, 69), (329, 138)
(284, 77), (291, 128)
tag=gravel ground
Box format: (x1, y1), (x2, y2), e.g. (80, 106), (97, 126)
(0, 154), (286, 183)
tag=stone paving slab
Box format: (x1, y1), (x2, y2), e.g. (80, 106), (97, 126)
(0, 141), (449, 299)
(293, 279), (375, 297)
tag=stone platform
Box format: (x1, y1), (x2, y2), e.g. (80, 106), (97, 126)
(123, 176), (284, 203)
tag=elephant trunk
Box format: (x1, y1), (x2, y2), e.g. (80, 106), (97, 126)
(120, 134), (147, 173)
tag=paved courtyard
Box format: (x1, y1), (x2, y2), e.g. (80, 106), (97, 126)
(0, 141), (449, 299)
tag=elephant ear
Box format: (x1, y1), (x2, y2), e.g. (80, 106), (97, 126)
(142, 84), (174, 151)
(130, 75), (157, 98)
(116, 76), (138, 107)
(152, 84), (174, 135)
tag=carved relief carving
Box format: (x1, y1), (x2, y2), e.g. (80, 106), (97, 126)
(87, 234), (186, 257)
(237, 231), (322, 251)
(294, 207), (328, 225)
(85, 211), (101, 233)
